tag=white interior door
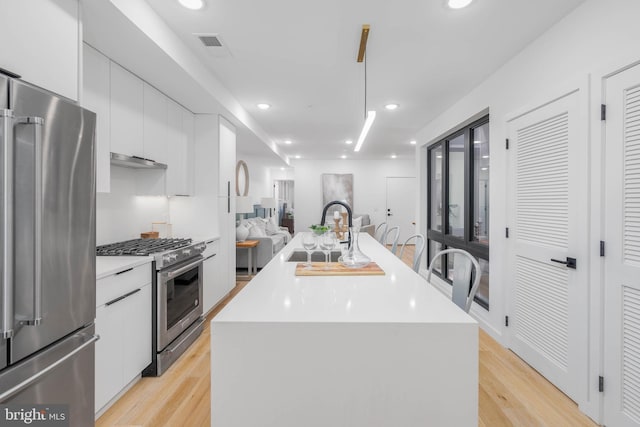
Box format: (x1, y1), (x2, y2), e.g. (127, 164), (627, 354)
(603, 63), (640, 427)
(386, 177), (416, 244)
(506, 89), (588, 404)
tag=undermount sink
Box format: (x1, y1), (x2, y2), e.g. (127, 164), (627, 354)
(286, 251), (342, 262)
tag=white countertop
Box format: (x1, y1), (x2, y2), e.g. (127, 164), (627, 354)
(214, 232), (476, 324)
(193, 235), (220, 244)
(96, 256), (153, 280)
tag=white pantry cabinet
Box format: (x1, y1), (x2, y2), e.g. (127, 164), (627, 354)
(95, 264), (151, 414)
(110, 62), (144, 158)
(0, 0), (79, 101)
(82, 44), (111, 193)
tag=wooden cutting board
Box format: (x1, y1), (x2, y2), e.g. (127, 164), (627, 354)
(295, 262), (385, 276)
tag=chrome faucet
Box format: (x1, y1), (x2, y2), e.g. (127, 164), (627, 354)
(320, 200), (353, 245)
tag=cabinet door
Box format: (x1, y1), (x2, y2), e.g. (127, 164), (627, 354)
(218, 116), (236, 196)
(82, 44), (111, 193)
(203, 240), (226, 313)
(167, 100), (188, 195)
(110, 62), (144, 157)
(0, 0), (79, 100)
(122, 284), (152, 383)
(95, 302), (124, 413)
(183, 108), (195, 195)
(143, 83), (168, 163)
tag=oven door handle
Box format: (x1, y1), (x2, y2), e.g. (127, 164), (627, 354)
(162, 257), (203, 281)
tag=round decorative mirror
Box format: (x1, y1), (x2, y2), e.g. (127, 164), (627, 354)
(236, 160), (249, 196)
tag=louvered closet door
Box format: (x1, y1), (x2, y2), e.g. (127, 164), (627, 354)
(604, 63), (640, 427)
(506, 89), (588, 404)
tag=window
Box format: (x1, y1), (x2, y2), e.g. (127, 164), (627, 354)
(427, 116), (490, 309)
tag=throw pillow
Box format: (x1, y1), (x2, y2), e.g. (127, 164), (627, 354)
(247, 225), (267, 238)
(265, 220), (280, 235)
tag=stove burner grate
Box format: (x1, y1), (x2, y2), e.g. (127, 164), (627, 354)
(96, 238), (192, 256)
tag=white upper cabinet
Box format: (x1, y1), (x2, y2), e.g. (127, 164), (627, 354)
(143, 83), (168, 164)
(183, 107), (195, 195)
(82, 44), (111, 193)
(82, 49), (192, 196)
(0, 0), (79, 100)
(166, 101), (193, 196)
(110, 62), (144, 158)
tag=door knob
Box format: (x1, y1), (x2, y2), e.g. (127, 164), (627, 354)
(550, 257), (576, 269)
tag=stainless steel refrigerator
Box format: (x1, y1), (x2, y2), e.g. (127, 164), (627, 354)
(0, 74), (97, 426)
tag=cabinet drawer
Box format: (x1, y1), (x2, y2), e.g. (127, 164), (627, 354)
(97, 263), (151, 307)
(203, 239), (219, 259)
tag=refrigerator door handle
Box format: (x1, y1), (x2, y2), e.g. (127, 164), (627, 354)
(16, 116), (44, 326)
(0, 109), (14, 339)
(0, 334), (99, 401)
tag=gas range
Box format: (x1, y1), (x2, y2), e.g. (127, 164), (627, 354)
(96, 237), (207, 376)
(96, 238), (206, 269)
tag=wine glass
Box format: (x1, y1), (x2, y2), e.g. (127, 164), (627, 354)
(320, 231), (337, 270)
(302, 232), (317, 269)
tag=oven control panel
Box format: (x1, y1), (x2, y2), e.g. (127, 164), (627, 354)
(156, 241), (206, 269)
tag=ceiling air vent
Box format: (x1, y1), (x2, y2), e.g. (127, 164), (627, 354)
(194, 33), (232, 58)
(197, 34), (223, 47)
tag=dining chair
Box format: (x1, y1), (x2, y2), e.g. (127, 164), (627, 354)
(426, 248), (481, 313)
(398, 234), (425, 273)
(384, 226), (400, 255)
(375, 222), (388, 244)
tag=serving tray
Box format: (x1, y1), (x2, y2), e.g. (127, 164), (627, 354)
(294, 262), (385, 276)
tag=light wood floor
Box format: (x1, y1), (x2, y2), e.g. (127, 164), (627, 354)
(97, 251), (598, 427)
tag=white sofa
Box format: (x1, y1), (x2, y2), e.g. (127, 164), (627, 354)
(236, 217), (291, 270)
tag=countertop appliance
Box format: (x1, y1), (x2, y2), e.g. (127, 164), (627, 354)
(0, 73), (98, 426)
(96, 238), (206, 376)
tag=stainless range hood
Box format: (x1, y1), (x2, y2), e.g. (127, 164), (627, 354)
(110, 152), (167, 169)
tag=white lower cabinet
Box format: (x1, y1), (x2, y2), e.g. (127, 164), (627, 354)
(95, 266), (151, 414)
(203, 239), (232, 313)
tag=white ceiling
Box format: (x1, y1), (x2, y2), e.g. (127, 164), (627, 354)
(142, 0), (585, 160)
(84, 0), (586, 162)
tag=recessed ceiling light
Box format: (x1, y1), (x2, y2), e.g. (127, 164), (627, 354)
(436, 155), (443, 159)
(341, 155), (347, 159)
(385, 103), (399, 111)
(391, 154), (397, 159)
(410, 140), (417, 145)
(345, 139), (353, 145)
(280, 167), (285, 171)
(257, 103), (271, 110)
(295, 155), (301, 159)
(447, 0), (473, 9)
(284, 140), (292, 145)
(178, 0), (205, 10)
(481, 167), (488, 171)
(473, 140), (483, 144)
(482, 155), (489, 159)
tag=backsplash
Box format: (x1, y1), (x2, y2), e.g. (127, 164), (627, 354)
(96, 167), (170, 245)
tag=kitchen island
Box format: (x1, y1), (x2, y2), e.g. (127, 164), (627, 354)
(211, 232), (477, 427)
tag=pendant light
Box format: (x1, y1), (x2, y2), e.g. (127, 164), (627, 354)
(354, 24), (375, 153)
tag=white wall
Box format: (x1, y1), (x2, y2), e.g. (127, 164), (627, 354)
(414, 0), (640, 421)
(292, 159), (415, 233)
(96, 167), (170, 245)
